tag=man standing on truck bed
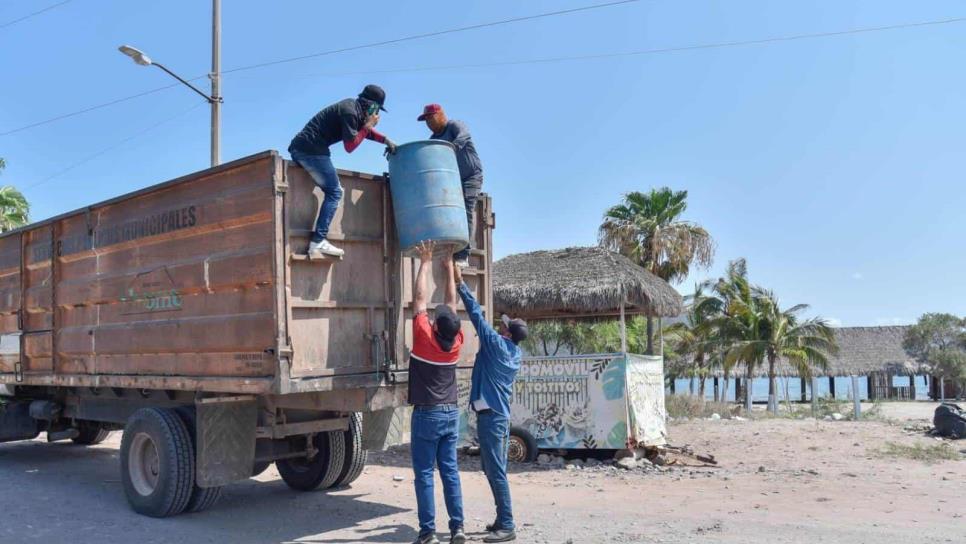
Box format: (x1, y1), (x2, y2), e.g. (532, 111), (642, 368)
(454, 265), (527, 543)
(408, 241), (467, 544)
(289, 84), (397, 258)
(419, 104), (482, 269)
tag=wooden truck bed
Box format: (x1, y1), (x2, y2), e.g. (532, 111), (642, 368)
(0, 151), (493, 397)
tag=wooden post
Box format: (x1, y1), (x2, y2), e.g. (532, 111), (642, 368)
(734, 377), (741, 405)
(800, 377), (807, 403)
(939, 377), (946, 402)
(714, 377), (720, 403)
(851, 375), (861, 419)
(829, 376), (836, 399)
(811, 377), (819, 415)
(909, 373), (917, 401)
(619, 294), (628, 354)
(866, 375), (874, 402)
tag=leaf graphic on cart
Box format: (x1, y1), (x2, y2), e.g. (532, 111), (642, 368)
(601, 359), (625, 400)
(606, 421), (627, 448)
(591, 359), (610, 380)
(582, 436), (598, 449)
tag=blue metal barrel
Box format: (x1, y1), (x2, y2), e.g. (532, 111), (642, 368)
(387, 140), (469, 253)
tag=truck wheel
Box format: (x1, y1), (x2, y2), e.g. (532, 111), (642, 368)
(120, 408), (195, 517)
(172, 407), (224, 514)
(72, 421), (111, 445)
(277, 431), (345, 491)
(251, 461), (272, 477)
(507, 427), (538, 463)
(332, 413), (367, 488)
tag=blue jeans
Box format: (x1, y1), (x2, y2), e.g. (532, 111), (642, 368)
(290, 151), (343, 243)
(478, 410), (514, 531)
(411, 405), (464, 537)
(453, 180), (481, 262)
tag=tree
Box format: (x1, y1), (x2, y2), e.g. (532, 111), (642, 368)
(733, 290), (837, 414)
(665, 283), (723, 397)
(710, 259), (837, 412)
(521, 318), (651, 356)
(599, 188), (715, 354)
(0, 159), (29, 232)
(903, 314), (966, 397)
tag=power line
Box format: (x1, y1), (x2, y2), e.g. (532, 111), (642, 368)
(0, 81), (192, 137)
(26, 101), (205, 190)
(293, 16), (966, 78)
(221, 0), (640, 75)
(0, 0), (72, 30)
(1, 0), (639, 136)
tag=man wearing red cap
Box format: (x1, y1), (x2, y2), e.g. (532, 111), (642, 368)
(418, 104), (483, 269)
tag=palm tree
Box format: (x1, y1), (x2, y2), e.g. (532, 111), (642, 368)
(665, 283), (724, 397)
(599, 188), (715, 354)
(0, 159), (30, 232)
(716, 263), (838, 413)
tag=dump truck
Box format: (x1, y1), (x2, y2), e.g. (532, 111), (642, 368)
(0, 151), (494, 517)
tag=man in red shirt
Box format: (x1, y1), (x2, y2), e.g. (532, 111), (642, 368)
(408, 241), (466, 544)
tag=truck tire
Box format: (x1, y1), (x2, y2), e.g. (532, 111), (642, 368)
(173, 407), (224, 514)
(72, 421), (111, 445)
(507, 427), (539, 463)
(120, 408), (195, 518)
(277, 431), (345, 491)
(332, 413), (367, 488)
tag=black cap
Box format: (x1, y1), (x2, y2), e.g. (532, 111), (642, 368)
(359, 84), (387, 112)
(501, 314), (528, 344)
(434, 304), (461, 341)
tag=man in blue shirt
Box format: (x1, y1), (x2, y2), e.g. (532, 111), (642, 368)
(453, 266), (528, 543)
(419, 104), (483, 269)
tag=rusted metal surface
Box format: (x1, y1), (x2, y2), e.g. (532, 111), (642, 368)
(0, 151), (494, 396)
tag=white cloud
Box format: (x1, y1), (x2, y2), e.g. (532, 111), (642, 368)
(874, 317), (913, 326)
(851, 272), (864, 280)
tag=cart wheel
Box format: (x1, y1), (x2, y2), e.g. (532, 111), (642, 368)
(251, 461), (272, 477)
(277, 431), (346, 491)
(72, 421), (112, 445)
(507, 427), (538, 463)
(332, 413), (367, 488)
(120, 408), (195, 518)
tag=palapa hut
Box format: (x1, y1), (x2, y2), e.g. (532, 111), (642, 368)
(493, 245), (683, 323)
(712, 325), (935, 401)
(491, 247), (683, 450)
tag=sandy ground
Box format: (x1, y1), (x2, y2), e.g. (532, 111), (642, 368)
(0, 402), (963, 544)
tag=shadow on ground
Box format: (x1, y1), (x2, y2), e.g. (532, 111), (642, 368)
(0, 439), (413, 544)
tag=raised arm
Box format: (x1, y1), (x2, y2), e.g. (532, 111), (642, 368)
(455, 268), (502, 347)
(442, 257), (457, 311)
(413, 241), (435, 314)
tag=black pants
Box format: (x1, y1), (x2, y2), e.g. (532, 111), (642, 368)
(454, 179), (482, 261)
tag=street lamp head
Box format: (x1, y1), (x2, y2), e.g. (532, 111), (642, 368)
(118, 45), (152, 66)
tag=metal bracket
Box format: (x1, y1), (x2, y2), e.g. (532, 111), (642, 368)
(14, 362), (23, 383)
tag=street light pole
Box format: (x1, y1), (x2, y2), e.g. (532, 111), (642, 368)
(210, 0), (221, 167)
(118, 0), (222, 167)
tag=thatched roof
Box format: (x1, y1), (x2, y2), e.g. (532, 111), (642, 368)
(493, 246), (683, 319)
(708, 326), (917, 378)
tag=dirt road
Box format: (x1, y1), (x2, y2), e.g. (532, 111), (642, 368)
(0, 404), (963, 544)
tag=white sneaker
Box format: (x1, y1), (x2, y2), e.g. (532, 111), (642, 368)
(454, 257), (470, 269)
(308, 239), (344, 258)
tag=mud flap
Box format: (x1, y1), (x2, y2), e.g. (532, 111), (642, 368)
(362, 407), (411, 451)
(195, 396), (257, 488)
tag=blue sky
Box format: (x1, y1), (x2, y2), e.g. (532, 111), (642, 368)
(1, 0), (964, 327)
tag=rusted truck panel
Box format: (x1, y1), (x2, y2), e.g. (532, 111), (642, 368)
(0, 150), (493, 394)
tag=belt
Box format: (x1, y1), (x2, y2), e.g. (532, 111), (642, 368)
(413, 404), (458, 411)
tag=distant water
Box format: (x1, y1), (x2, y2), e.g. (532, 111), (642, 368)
(670, 375), (931, 402)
